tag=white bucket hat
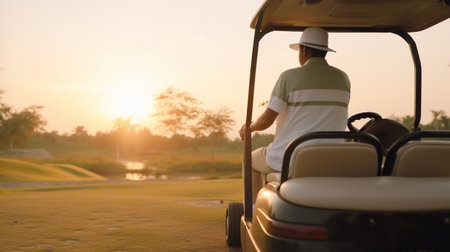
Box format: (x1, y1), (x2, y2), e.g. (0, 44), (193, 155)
(289, 27), (336, 52)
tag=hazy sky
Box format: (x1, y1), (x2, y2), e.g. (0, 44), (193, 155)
(1, 0), (449, 137)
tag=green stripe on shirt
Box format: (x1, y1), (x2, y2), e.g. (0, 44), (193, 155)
(287, 101), (349, 108)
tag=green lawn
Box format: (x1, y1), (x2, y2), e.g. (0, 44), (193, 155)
(0, 158), (106, 182)
(0, 179), (243, 251)
(0, 144), (244, 251)
(24, 137), (114, 157)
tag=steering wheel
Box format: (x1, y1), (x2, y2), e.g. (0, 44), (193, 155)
(347, 112), (382, 132)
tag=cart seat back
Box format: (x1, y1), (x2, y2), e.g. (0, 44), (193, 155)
(290, 142), (379, 178)
(391, 140), (450, 177)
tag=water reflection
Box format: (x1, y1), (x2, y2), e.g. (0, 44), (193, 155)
(126, 173), (155, 181)
(123, 161), (146, 180)
(123, 161), (165, 181)
(123, 161), (199, 181)
(124, 161), (145, 170)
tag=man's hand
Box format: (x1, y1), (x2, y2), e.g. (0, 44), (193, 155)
(239, 124), (246, 141)
(239, 108), (278, 142)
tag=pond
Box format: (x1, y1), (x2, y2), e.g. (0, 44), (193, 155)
(122, 161), (201, 181)
(122, 161), (160, 181)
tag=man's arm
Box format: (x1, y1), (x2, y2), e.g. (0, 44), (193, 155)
(239, 108), (278, 140)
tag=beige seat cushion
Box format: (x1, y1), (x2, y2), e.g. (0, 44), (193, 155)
(290, 142), (379, 178)
(280, 177), (450, 211)
(393, 140), (450, 177)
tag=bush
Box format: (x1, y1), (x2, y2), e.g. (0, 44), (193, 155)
(78, 160), (127, 178)
(30, 158), (127, 178)
(144, 158), (241, 178)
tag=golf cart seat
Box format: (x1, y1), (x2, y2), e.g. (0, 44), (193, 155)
(383, 131), (450, 176)
(290, 141), (379, 178)
(277, 131), (450, 211)
(265, 133), (382, 183)
(391, 141), (450, 176)
(279, 132), (383, 183)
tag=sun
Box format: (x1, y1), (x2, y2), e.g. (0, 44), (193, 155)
(108, 84), (154, 124)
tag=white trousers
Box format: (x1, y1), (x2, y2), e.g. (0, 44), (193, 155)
(250, 147), (276, 203)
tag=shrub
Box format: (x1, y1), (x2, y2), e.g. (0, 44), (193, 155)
(30, 158), (127, 178)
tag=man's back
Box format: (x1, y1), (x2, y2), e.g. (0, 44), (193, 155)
(266, 57), (351, 171)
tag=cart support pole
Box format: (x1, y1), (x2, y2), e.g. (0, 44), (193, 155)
(244, 11), (265, 222)
(392, 29), (422, 131)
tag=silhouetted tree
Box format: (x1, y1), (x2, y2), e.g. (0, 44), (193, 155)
(153, 87), (201, 137)
(111, 117), (140, 159)
(0, 90), (11, 122)
(71, 125), (89, 142)
(428, 110), (450, 130)
(0, 105), (46, 149)
(196, 107), (235, 159)
(43, 130), (59, 143)
(392, 110), (450, 131)
(400, 115), (415, 131)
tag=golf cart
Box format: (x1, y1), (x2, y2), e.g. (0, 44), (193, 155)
(225, 0), (450, 251)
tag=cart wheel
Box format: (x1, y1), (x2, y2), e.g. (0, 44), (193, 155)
(225, 202), (243, 247)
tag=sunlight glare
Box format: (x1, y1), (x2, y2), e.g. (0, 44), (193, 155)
(108, 83), (154, 125)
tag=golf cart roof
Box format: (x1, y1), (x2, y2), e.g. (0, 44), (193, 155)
(251, 0), (450, 32)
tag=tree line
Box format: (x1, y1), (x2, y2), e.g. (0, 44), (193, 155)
(0, 88), (241, 158)
(2, 88), (450, 156)
(391, 111), (450, 131)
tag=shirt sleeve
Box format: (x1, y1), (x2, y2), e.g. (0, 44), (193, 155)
(267, 72), (287, 113)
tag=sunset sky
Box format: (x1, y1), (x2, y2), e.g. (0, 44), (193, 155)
(1, 0), (449, 137)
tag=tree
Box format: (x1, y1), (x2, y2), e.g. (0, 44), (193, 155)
(0, 105), (46, 149)
(0, 90), (11, 121)
(393, 110), (450, 131)
(111, 117), (139, 159)
(252, 132), (274, 150)
(400, 115), (415, 131)
(71, 125), (89, 142)
(152, 87), (201, 137)
(428, 110), (450, 130)
(196, 106), (235, 159)
(42, 130), (59, 143)
(197, 107), (235, 137)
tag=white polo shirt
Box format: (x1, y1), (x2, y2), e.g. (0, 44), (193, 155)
(266, 57), (351, 171)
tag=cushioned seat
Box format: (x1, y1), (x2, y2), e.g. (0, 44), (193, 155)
(391, 140), (450, 177)
(289, 142), (379, 178)
(280, 177), (450, 211)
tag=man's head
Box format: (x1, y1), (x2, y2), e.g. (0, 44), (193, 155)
(289, 27), (335, 65)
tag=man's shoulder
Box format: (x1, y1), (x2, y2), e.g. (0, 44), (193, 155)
(280, 67), (304, 77)
(327, 64), (348, 75)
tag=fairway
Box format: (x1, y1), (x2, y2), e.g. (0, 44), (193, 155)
(0, 179), (243, 252)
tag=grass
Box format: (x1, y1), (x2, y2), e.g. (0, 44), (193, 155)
(0, 141), (245, 250)
(142, 152), (242, 179)
(0, 179), (243, 252)
(38, 158), (128, 179)
(23, 137), (114, 157)
(3, 135), (244, 179)
(0, 158), (106, 182)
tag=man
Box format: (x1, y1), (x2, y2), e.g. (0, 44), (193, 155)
(239, 27), (351, 202)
